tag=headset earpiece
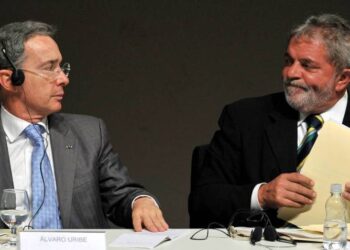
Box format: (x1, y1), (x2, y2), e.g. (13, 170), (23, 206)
(250, 225), (278, 244)
(1, 41), (25, 86)
(11, 68), (25, 86)
(250, 226), (262, 245)
(231, 210), (296, 246)
(263, 224), (278, 241)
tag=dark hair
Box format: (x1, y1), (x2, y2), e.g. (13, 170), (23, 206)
(0, 21), (56, 69)
(289, 14), (350, 73)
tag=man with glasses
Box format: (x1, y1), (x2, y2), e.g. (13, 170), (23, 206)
(0, 21), (168, 231)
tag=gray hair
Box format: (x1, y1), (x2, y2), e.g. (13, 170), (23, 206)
(289, 14), (350, 73)
(0, 21), (56, 69)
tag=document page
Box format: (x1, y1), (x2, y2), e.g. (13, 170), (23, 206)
(109, 229), (190, 249)
(278, 121), (350, 226)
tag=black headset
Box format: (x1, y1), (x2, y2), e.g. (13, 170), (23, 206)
(229, 210), (296, 246)
(1, 41), (25, 86)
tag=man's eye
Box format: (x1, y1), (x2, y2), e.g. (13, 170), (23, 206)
(284, 57), (293, 66)
(43, 64), (56, 71)
(301, 62), (316, 69)
(301, 62), (309, 68)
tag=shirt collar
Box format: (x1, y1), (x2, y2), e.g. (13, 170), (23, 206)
(298, 91), (348, 126)
(1, 106), (49, 143)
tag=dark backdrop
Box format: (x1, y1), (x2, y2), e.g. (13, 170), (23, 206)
(1, 0), (349, 227)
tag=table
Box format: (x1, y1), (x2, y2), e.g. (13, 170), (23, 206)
(107, 229), (324, 250)
(0, 229), (332, 250)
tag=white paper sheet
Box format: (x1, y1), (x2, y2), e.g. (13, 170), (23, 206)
(109, 229), (190, 249)
(278, 121), (350, 225)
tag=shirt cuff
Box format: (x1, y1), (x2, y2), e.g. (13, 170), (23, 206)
(131, 195), (159, 209)
(250, 183), (266, 210)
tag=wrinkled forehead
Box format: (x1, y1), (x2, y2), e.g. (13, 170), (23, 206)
(22, 35), (62, 67)
(287, 34), (331, 61)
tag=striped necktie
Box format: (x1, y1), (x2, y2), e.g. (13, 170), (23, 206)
(296, 115), (324, 172)
(24, 124), (62, 229)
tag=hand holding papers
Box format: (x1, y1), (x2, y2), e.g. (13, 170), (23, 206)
(278, 121), (350, 226)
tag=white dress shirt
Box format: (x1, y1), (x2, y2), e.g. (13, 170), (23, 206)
(250, 91), (348, 210)
(1, 106), (58, 203)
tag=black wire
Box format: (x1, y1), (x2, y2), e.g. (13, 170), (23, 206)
(22, 89), (47, 230)
(190, 210), (297, 248)
(25, 135), (47, 229)
(190, 222), (230, 240)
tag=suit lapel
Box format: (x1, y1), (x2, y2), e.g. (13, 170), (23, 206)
(49, 114), (77, 228)
(0, 118), (14, 191)
(265, 102), (298, 173)
(342, 91), (350, 126)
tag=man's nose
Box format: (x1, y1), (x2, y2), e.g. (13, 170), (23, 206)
(55, 71), (69, 86)
(284, 62), (302, 79)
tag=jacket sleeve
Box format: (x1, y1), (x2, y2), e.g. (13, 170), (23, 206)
(96, 118), (158, 228)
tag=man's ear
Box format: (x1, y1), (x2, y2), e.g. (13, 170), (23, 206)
(335, 68), (350, 92)
(0, 69), (17, 92)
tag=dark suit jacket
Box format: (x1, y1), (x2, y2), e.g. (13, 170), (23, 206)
(188, 92), (350, 228)
(0, 112), (155, 228)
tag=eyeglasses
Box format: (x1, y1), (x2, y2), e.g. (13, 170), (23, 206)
(21, 62), (71, 82)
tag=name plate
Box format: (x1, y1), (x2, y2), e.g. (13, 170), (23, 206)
(19, 230), (106, 250)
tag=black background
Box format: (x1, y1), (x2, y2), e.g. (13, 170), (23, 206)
(1, 0), (350, 227)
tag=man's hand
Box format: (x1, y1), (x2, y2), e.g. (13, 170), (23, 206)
(343, 182), (350, 201)
(258, 173), (316, 209)
(132, 197), (169, 232)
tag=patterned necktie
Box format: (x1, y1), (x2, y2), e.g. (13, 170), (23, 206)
(24, 124), (62, 229)
(296, 115), (324, 172)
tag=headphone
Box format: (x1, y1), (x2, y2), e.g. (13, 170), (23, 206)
(229, 210), (296, 246)
(1, 41), (25, 86)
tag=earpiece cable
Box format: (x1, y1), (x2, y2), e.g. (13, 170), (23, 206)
(22, 89), (47, 230)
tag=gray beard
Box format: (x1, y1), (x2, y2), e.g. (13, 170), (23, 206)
(283, 82), (334, 114)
